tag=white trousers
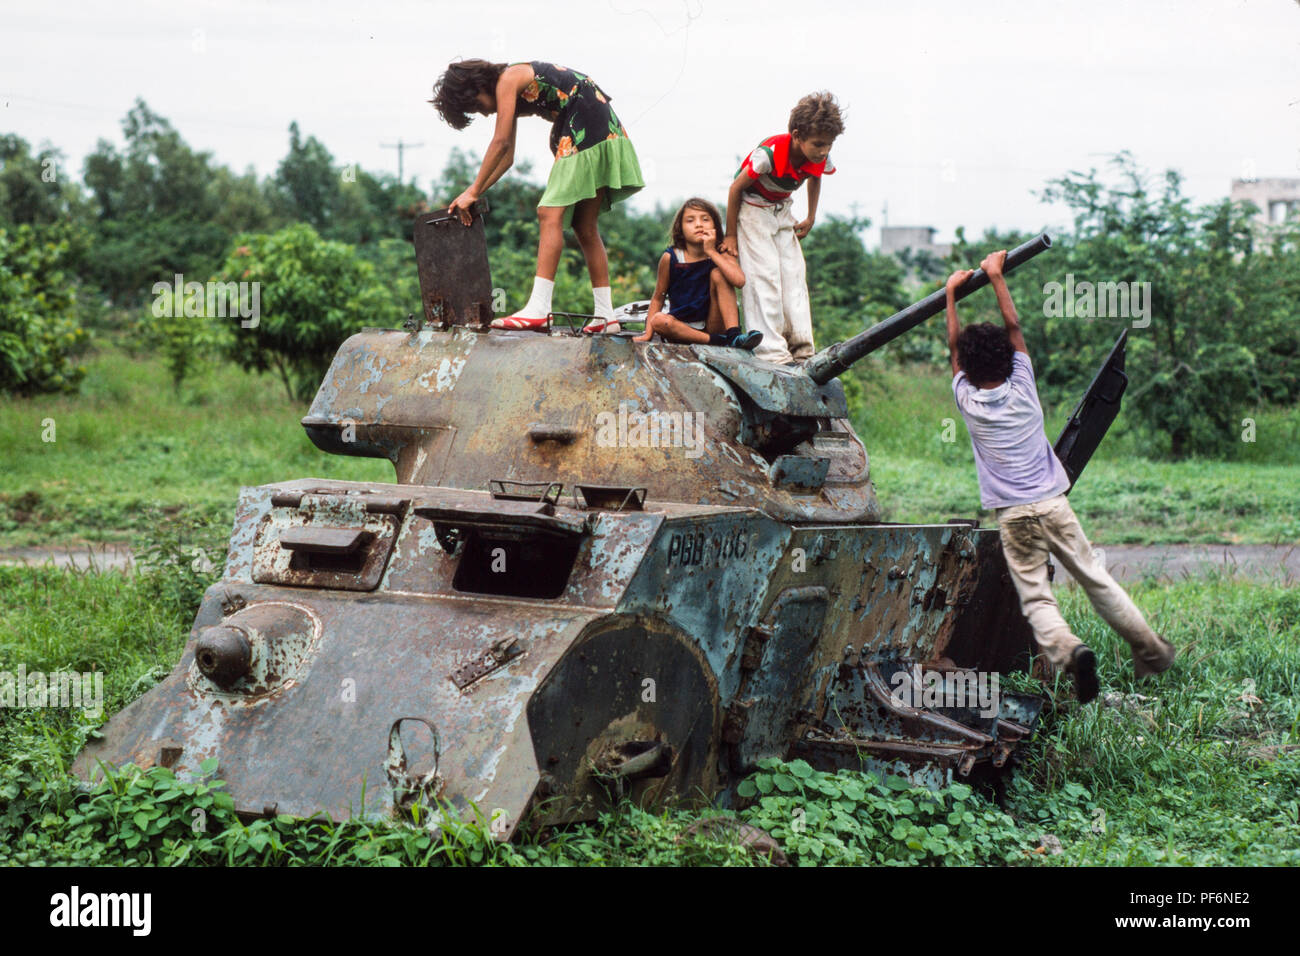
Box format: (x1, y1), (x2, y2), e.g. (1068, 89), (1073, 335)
(737, 200), (814, 365)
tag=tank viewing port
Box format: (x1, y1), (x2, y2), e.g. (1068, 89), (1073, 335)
(451, 529), (582, 599)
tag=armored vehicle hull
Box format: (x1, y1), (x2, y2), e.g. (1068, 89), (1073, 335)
(76, 473), (1036, 837)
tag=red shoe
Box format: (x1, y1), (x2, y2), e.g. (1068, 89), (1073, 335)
(491, 314), (550, 330)
(581, 319), (622, 334)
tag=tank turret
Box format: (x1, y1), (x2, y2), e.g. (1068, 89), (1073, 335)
(302, 328), (876, 523)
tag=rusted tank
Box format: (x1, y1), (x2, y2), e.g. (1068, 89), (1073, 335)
(75, 211), (1126, 838)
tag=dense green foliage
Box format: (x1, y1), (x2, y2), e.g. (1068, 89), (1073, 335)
(736, 761), (1034, 864)
(948, 153), (1300, 458)
(0, 225), (86, 395)
(212, 225), (398, 400)
(0, 134), (85, 227)
(80, 102), (234, 304)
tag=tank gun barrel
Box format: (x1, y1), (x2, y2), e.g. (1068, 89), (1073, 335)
(803, 233), (1053, 385)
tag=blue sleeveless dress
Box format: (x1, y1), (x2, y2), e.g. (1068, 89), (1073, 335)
(664, 246), (714, 328)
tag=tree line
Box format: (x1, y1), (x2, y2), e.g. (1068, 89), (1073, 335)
(2, 101), (1296, 457)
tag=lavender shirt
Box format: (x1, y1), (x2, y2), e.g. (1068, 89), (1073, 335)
(952, 352), (1070, 509)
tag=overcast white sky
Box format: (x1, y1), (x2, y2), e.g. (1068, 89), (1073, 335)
(3, 0), (1298, 245)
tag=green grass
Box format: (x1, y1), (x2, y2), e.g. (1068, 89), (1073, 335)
(0, 345), (392, 548)
(1, 553), (1296, 866)
(1002, 578), (1300, 865)
(1, 343), (1297, 549)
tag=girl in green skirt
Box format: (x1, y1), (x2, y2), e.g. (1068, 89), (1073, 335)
(431, 59), (645, 331)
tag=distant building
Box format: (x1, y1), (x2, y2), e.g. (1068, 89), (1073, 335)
(1230, 178), (1300, 227)
(880, 225), (951, 281)
(880, 225), (952, 260)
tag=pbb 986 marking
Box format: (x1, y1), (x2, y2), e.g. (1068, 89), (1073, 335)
(667, 529), (749, 568)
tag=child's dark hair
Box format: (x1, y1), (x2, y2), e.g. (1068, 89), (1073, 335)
(671, 198), (725, 251)
(789, 91), (845, 139)
(430, 58), (507, 130)
(956, 323), (1015, 385)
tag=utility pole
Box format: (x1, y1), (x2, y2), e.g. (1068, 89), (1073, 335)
(380, 139), (425, 184)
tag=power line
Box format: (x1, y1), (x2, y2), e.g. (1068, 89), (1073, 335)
(380, 139), (424, 184)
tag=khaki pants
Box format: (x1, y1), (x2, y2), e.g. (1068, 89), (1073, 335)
(736, 200), (814, 365)
(996, 495), (1164, 671)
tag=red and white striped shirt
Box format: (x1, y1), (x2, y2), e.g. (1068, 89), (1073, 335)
(737, 133), (835, 206)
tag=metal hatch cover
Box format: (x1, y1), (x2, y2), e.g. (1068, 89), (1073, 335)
(414, 200), (494, 328)
(1054, 329), (1129, 491)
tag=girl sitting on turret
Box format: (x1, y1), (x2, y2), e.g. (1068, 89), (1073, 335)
(633, 198), (762, 349)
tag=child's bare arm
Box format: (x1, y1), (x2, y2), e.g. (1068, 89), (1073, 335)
(634, 253), (674, 342)
(477, 68), (523, 186)
(696, 221), (745, 288)
(721, 170), (750, 256)
(449, 65), (527, 223)
(981, 250), (1028, 355)
(707, 247), (746, 288)
(945, 269), (974, 376)
(647, 252), (671, 316)
(795, 177), (820, 238)
(480, 133), (517, 191)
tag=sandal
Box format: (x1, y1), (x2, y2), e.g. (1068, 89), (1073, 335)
(582, 318), (622, 334)
(490, 314), (550, 330)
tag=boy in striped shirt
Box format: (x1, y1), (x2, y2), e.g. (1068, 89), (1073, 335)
(721, 92), (843, 365)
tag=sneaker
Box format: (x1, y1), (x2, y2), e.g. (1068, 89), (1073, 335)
(1133, 635), (1176, 680)
(490, 314), (550, 330)
(732, 329), (763, 351)
(1070, 644), (1099, 704)
(581, 318), (621, 334)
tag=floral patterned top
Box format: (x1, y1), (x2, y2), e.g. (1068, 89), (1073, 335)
(512, 61), (630, 158)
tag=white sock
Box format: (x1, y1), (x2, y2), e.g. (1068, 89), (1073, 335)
(592, 286), (614, 322)
(515, 276), (554, 319)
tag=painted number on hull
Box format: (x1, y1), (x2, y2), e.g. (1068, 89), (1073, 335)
(667, 529), (748, 568)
